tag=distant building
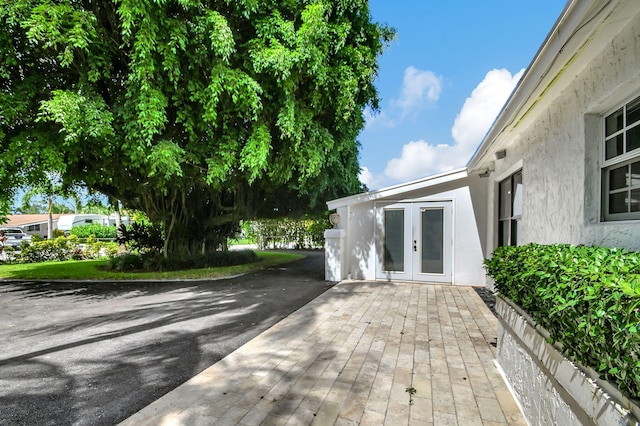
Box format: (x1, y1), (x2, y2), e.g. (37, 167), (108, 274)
(4, 213), (130, 238)
(4, 214), (63, 238)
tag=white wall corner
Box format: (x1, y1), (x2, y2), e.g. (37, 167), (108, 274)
(324, 228), (346, 281)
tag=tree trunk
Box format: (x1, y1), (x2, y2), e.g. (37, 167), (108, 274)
(47, 196), (53, 239)
(112, 198), (125, 254)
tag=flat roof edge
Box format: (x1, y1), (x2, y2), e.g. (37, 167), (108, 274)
(327, 167), (468, 210)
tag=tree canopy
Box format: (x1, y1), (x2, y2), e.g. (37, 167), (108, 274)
(0, 0), (393, 254)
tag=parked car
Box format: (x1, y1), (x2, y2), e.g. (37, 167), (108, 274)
(0, 227), (32, 248)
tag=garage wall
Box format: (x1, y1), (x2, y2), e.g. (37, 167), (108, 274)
(336, 174), (487, 286)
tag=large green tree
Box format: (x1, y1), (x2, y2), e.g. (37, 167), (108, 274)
(0, 0), (393, 255)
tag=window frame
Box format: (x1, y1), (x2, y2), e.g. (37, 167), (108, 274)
(498, 169), (523, 247)
(601, 93), (640, 221)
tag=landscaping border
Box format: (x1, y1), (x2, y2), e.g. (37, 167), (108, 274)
(495, 296), (640, 426)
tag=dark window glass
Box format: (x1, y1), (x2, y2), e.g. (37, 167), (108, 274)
(609, 192), (628, 214)
(499, 179), (511, 219)
(631, 189), (640, 212)
(627, 96), (640, 126)
(498, 171), (522, 246)
(606, 107), (624, 136)
(610, 165), (628, 191)
(606, 134), (624, 159)
(511, 220), (519, 247)
(631, 161), (640, 187)
(627, 124), (640, 153)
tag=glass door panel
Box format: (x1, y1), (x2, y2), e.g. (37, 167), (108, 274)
(376, 201), (451, 283)
(383, 209), (405, 271)
(420, 208), (444, 274)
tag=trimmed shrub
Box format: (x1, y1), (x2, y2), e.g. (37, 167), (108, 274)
(17, 236), (81, 263)
(106, 249), (258, 272)
(243, 218), (330, 249)
(70, 223), (117, 239)
(12, 234), (117, 263)
(485, 243), (640, 399)
(108, 253), (144, 271)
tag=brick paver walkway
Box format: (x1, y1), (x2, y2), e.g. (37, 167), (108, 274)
(120, 282), (525, 425)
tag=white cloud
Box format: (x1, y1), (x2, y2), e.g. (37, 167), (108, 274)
(358, 166), (376, 188)
(381, 68), (524, 183)
(394, 66), (442, 119)
(366, 66), (442, 128)
(451, 68), (525, 150)
(384, 140), (456, 181)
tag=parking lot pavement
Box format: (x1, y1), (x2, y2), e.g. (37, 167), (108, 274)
(0, 251), (333, 426)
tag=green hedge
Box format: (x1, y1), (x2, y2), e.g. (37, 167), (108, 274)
(242, 218), (329, 249)
(485, 243), (640, 400)
(108, 249), (258, 272)
(69, 223), (117, 239)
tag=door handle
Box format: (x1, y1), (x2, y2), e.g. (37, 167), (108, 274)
(413, 240), (417, 252)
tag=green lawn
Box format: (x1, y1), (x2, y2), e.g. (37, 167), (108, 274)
(0, 251), (304, 281)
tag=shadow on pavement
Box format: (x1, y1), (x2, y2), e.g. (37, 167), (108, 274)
(0, 251), (338, 426)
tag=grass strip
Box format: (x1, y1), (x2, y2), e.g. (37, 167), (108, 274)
(0, 251), (304, 281)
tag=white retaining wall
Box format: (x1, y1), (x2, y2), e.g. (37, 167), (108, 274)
(495, 297), (640, 426)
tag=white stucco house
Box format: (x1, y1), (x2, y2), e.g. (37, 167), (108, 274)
(325, 0), (640, 286)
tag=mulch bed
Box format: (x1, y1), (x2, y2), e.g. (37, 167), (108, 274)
(473, 287), (497, 317)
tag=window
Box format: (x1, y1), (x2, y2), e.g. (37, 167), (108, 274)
(498, 170), (522, 246)
(383, 209), (404, 271)
(602, 95), (640, 221)
(26, 224), (41, 232)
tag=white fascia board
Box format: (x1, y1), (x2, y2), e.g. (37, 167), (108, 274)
(467, 0), (602, 171)
(326, 168), (468, 210)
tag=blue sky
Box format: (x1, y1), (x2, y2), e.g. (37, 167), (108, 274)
(359, 1), (567, 189)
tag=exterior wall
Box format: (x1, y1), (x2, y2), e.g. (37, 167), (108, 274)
(324, 229), (346, 281)
(487, 12), (640, 254)
(336, 175), (488, 286)
(344, 203), (376, 280)
(23, 221), (57, 238)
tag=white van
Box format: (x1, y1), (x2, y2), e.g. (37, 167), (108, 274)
(56, 214), (110, 234)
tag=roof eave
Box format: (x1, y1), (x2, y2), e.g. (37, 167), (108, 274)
(467, 0), (597, 172)
(327, 167), (468, 210)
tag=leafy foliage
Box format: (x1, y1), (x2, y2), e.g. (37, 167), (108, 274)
(116, 222), (164, 254)
(16, 236), (82, 263)
(242, 217), (330, 249)
(107, 249), (258, 272)
(107, 253), (144, 272)
(11, 235), (117, 263)
(485, 244), (640, 399)
(0, 1), (393, 252)
(70, 223), (117, 239)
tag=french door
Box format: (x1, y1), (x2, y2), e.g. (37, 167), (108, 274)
(375, 201), (452, 283)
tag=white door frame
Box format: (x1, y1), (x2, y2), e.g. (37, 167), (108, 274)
(375, 201), (453, 283)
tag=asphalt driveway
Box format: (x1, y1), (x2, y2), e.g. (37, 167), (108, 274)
(0, 251), (333, 426)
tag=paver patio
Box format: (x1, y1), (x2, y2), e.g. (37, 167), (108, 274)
(120, 281), (526, 425)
